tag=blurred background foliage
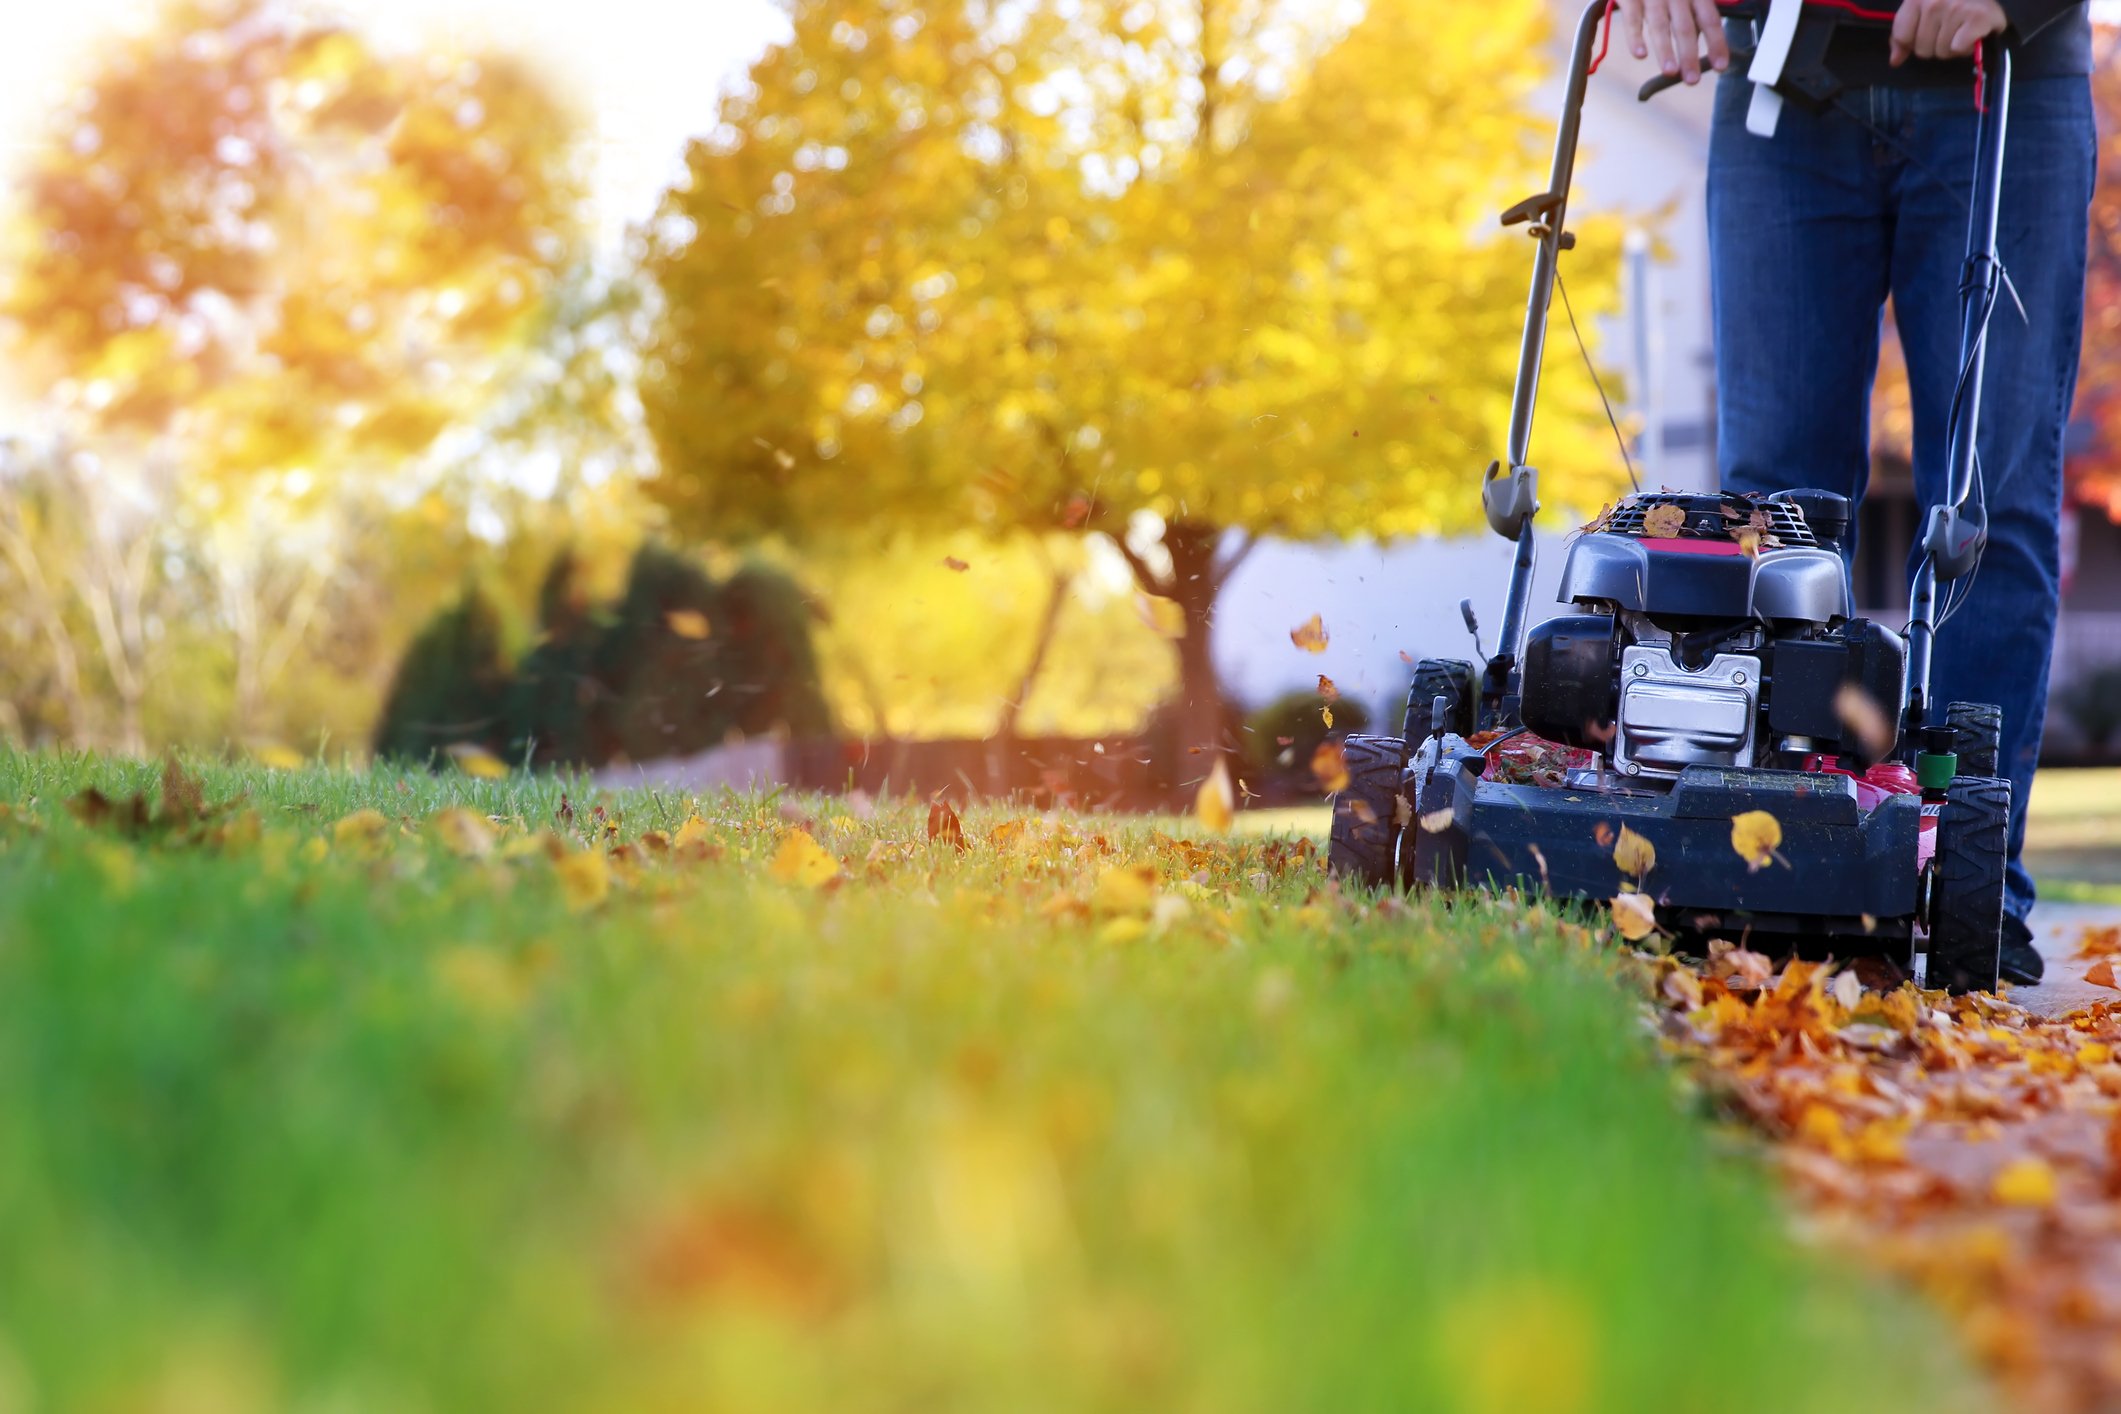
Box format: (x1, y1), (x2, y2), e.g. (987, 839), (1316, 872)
(0, 0), (1628, 764)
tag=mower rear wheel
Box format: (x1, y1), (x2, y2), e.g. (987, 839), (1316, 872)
(1403, 659), (1478, 741)
(1946, 701), (2003, 780)
(1327, 733), (1408, 889)
(1928, 774), (2011, 994)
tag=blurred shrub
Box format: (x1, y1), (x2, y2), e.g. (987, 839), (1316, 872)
(1244, 691), (1374, 793)
(380, 543), (833, 770)
(372, 585), (513, 766)
(2062, 663), (2121, 754)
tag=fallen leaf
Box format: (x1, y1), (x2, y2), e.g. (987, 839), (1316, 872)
(1317, 674), (1339, 702)
(1735, 527), (1762, 558)
(431, 808), (496, 858)
(2075, 925), (2121, 959)
(451, 745), (510, 779)
(160, 756), (205, 825)
(1290, 614), (1329, 654)
(1830, 969), (1863, 1011)
(769, 829), (839, 888)
(1612, 825), (1656, 877)
(1611, 893), (1657, 941)
(927, 798), (968, 851)
(2089, 960), (2120, 990)
(1196, 757), (1235, 833)
(1992, 1156), (2058, 1208)
(555, 849), (610, 912)
(665, 608), (712, 639)
(1731, 810), (1783, 871)
(1311, 740), (1350, 794)
(941, 556), (970, 572)
(1642, 503), (1687, 538)
(1092, 864), (1158, 915)
(674, 814), (712, 849)
(333, 809), (391, 849)
(1834, 684), (1896, 759)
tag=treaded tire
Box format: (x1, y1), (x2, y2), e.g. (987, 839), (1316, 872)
(1327, 733), (1408, 889)
(1946, 701), (2003, 780)
(1404, 659), (1478, 740)
(1928, 774), (2011, 995)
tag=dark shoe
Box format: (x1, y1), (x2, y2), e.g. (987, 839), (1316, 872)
(1999, 914), (2044, 987)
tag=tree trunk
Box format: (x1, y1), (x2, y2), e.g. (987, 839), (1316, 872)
(996, 561), (1071, 743)
(1108, 518), (1249, 804)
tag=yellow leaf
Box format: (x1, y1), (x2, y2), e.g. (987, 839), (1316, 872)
(1311, 740), (1350, 794)
(253, 744), (304, 771)
(1612, 825), (1656, 877)
(1136, 593), (1187, 639)
(1610, 893), (1657, 941)
(1290, 614), (1329, 654)
(1321, 703), (1335, 730)
(1196, 757), (1235, 833)
(768, 829), (839, 888)
(674, 813), (712, 848)
(451, 746), (509, 779)
(1992, 1156), (2057, 1208)
(554, 848), (610, 912)
(299, 836), (329, 864)
(1730, 810), (1783, 871)
(333, 808), (391, 848)
(431, 807), (496, 858)
(665, 608), (712, 639)
(1092, 863), (1158, 915)
(1642, 503), (1686, 538)
(1098, 916), (1149, 945)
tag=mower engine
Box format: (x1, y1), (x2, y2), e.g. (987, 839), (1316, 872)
(1517, 489), (1908, 778)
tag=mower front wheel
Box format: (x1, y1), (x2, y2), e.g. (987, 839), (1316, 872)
(1928, 774), (2011, 994)
(1327, 734), (1408, 889)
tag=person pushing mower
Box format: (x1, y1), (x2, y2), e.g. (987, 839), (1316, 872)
(1615, 0), (2091, 983)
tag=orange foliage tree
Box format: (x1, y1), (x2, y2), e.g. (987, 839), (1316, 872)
(0, 0), (587, 747)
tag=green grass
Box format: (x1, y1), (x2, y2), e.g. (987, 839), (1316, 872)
(0, 750), (1983, 1413)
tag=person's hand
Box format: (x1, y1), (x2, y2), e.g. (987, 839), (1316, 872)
(1889, 0), (2007, 64)
(1617, 0), (1732, 86)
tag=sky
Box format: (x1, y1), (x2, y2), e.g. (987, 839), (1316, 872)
(0, 0), (791, 246)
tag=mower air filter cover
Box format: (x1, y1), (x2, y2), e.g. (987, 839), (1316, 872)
(1521, 613), (1618, 750)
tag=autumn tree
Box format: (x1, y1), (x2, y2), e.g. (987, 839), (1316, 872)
(0, 0), (588, 748)
(640, 0), (1626, 758)
(2069, 24), (2121, 517)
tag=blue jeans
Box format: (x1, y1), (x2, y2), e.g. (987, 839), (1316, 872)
(1708, 73), (2095, 921)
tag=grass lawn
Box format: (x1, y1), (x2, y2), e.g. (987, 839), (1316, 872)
(0, 750), (1983, 1413)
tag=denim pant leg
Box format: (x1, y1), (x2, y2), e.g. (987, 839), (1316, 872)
(1888, 78), (2094, 923)
(1708, 75), (1893, 514)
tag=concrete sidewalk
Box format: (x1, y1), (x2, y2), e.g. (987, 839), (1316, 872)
(2007, 902), (2121, 1017)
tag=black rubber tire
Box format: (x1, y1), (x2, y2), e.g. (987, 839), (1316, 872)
(1404, 659), (1478, 741)
(1946, 701), (2003, 781)
(1327, 733), (1408, 889)
(1928, 774), (2011, 995)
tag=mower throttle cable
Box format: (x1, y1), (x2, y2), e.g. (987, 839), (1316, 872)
(1556, 266), (1643, 493)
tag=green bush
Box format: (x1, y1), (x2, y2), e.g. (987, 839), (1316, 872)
(1244, 689), (1373, 787)
(371, 584), (512, 765)
(383, 544), (835, 771)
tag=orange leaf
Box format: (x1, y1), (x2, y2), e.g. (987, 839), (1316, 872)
(1196, 757), (1235, 834)
(1642, 503), (1686, 538)
(1611, 893), (1657, 941)
(665, 608), (712, 640)
(1290, 614), (1329, 654)
(1311, 740), (1350, 794)
(1317, 674), (1340, 702)
(2088, 959), (2119, 990)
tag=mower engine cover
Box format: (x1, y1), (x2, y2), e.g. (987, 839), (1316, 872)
(1519, 489), (1905, 778)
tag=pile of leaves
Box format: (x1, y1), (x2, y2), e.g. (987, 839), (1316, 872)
(1642, 933), (2121, 1413)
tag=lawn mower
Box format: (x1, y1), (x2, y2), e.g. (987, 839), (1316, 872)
(1329, 0), (2015, 992)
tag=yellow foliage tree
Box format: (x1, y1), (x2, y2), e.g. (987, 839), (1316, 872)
(641, 0), (1626, 756)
